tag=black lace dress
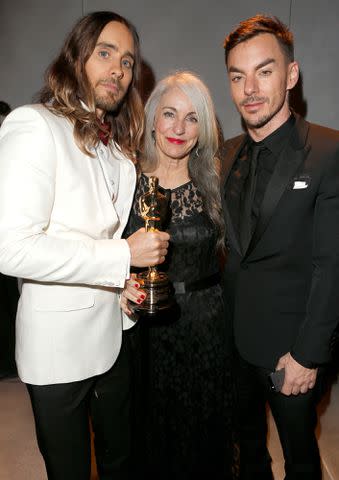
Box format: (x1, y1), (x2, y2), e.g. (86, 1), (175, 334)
(126, 174), (236, 480)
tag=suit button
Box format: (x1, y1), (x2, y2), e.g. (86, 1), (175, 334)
(241, 263), (249, 270)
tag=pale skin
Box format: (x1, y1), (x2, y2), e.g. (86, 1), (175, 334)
(85, 21), (170, 269)
(227, 33), (317, 395)
(120, 87), (199, 314)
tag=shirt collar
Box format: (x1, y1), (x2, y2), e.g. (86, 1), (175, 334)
(248, 113), (296, 156)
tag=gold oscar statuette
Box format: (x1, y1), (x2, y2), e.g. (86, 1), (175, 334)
(130, 176), (172, 316)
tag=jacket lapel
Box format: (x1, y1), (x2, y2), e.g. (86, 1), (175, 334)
(221, 134), (247, 255)
(221, 134), (246, 188)
(246, 115), (310, 256)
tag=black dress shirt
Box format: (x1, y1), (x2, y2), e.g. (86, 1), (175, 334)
(248, 114), (296, 233)
(225, 114), (296, 254)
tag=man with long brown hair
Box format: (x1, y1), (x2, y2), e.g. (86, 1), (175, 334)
(0, 11), (169, 480)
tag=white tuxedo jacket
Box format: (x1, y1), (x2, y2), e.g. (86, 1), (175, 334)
(0, 104), (136, 385)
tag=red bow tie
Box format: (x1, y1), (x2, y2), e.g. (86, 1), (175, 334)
(98, 120), (111, 146)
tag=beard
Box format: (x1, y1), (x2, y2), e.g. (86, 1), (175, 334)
(94, 79), (126, 113)
(94, 93), (122, 113)
(240, 94), (286, 129)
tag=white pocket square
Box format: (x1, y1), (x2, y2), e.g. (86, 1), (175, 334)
(293, 181), (308, 189)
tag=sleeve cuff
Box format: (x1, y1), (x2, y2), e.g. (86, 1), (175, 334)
(290, 351), (318, 369)
(90, 238), (131, 288)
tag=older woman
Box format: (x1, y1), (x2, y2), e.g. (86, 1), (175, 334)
(122, 72), (236, 479)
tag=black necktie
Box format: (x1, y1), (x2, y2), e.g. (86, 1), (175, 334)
(240, 144), (262, 253)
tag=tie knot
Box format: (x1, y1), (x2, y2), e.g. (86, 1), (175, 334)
(250, 143), (265, 161)
(249, 144), (266, 176)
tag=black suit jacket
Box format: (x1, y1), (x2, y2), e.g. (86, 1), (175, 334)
(222, 114), (339, 370)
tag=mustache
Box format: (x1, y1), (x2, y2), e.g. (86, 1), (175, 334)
(240, 96), (267, 106)
(98, 79), (121, 91)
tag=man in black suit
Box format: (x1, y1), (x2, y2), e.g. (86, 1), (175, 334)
(222, 15), (339, 480)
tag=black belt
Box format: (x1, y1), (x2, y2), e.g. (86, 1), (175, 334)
(172, 273), (220, 294)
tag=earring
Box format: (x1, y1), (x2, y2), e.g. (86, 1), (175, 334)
(194, 146), (200, 158)
(151, 129), (156, 145)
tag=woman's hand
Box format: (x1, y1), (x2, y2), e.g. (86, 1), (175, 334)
(120, 274), (146, 316)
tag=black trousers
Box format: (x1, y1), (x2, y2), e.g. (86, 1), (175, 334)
(0, 274), (18, 375)
(235, 353), (322, 480)
(27, 331), (134, 480)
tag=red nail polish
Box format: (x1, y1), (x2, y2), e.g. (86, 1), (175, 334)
(140, 294), (145, 300)
(134, 283), (139, 288)
(137, 299), (141, 303)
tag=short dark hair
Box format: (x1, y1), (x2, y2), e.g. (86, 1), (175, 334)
(224, 14), (294, 64)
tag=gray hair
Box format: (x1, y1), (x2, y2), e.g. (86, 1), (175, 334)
(142, 71), (217, 171)
(140, 71), (225, 253)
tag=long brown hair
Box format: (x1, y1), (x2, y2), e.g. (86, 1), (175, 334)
(38, 11), (144, 158)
